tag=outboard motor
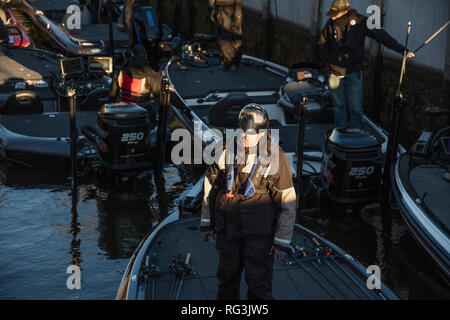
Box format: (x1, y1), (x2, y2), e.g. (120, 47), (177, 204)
(82, 103), (152, 178)
(321, 127), (383, 208)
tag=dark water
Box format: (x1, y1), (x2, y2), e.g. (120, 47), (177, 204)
(0, 159), (449, 300)
(0, 160), (203, 300)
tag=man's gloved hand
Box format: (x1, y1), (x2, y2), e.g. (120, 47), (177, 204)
(201, 230), (215, 242)
(406, 51), (415, 59)
(269, 244), (289, 260)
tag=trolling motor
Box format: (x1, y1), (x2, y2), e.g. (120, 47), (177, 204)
(131, 5), (161, 68)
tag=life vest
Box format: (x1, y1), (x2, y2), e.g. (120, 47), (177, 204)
(216, 138), (280, 240)
(118, 69), (151, 104)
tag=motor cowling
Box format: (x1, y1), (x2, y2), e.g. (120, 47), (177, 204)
(321, 127), (383, 207)
(96, 103), (152, 176)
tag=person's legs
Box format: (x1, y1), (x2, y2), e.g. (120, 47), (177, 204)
(345, 71), (364, 128)
(230, 39), (242, 67)
(216, 234), (244, 300)
(329, 75), (348, 127)
(243, 237), (274, 300)
(217, 28), (242, 70)
(218, 39), (236, 66)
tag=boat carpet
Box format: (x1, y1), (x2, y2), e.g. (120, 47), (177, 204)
(139, 218), (376, 300)
(0, 111), (98, 138)
(409, 165), (450, 234)
(0, 49), (59, 86)
(169, 62), (286, 99)
(189, 105), (332, 153)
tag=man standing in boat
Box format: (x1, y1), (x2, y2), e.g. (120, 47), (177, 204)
(209, 0), (244, 72)
(109, 44), (161, 127)
(200, 104), (297, 300)
(318, 0), (415, 128)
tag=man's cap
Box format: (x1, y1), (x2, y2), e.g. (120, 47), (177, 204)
(327, 0), (351, 18)
(131, 45), (147, 58)
(130, 45), (148, 67)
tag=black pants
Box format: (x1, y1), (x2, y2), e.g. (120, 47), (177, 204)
(216, 233), (274, 300)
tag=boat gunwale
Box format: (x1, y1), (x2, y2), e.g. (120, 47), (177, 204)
(391, 154), (450, 281)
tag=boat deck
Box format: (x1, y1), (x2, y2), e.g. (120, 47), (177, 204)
(169, 60), (286, 99)
(133, 217), (385, 300)
(0, 111), (98, 138)
(409, 164), (450, 234)
(168, 58), (335, 154)
(0, 48), (59, 86)
(394, 154), (450, 280)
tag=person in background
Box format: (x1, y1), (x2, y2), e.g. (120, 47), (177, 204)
(209, 0), (244, 72)
(318, 0), (414, 128)
(109, 44), (161, 128)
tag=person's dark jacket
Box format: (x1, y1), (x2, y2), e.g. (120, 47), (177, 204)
(319, 9), (406, 76)
(201, 136), (297, 249)
(109, 61), (162, 102)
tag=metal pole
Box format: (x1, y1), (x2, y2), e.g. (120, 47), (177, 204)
(381, 22), (411, 207)
(368, 0), (384, 123)
(311, 0), (323, 62)
(262, 0), (272, 61)
(108, 0), (115, 60)
(296, 96), (308, 223)
(68, 87), (77, 186)
(156, 76), (173, 170)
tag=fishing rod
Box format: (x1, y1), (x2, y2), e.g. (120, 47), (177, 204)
(398, 22), (412, 92)
(107, 0), (115, 63)
(295, 96), (308, 224)
(302, 239), (350, 299)
(143, 253), (160, 300)
(175, 252), (192, 300)
(287, 244), (338, 299)
(156, 77), (173, 170)
(381, 21), (412, 207)
(414, 20), (450, 54)
(168, 253), (194, 300)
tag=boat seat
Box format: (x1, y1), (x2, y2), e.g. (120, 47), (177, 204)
(208, 93), (253, 129)
(425, 107), (450, 117)
(0, 91), (44, 115)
